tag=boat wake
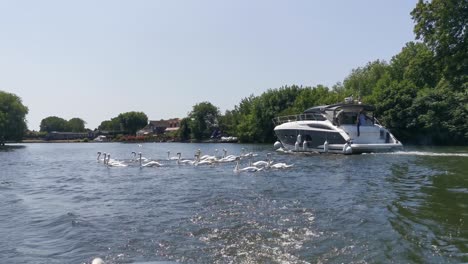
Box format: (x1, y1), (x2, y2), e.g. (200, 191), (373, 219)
(378, 151), (468, 157)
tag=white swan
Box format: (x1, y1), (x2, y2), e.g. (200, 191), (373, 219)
(92, 258), (105, 264)
(102, 153), (107, 165)
(134, 151), (150, 162)
(176, 152), (197, 165)
(216, 148), (237, 163)
(194, 154), (214, 166)
(217, 154), (238, 163)
(199, 149), (218, 160)
(252, 153), (272, 167)
(222, 148), (227, 158)
(139, 152), (162, 167)
(234, 157), (263, 173)
(97, 152), (103, 162)
(269, 162), (293, 169)
(130, 151), (139, 162)
(106, 154), (128, 167)
(240, 151), (258, 159)
(167, 151), (179, 160)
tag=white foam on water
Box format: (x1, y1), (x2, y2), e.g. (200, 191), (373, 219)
(380, 151), (468, 157)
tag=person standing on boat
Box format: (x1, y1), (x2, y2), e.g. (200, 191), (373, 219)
(357, 110), (366, 137)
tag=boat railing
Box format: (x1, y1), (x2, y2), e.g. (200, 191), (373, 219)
(272, 113), (325, 126)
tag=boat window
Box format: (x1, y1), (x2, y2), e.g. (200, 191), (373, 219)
(339, 112), (358, 125)
(313, 114), (326, 121)
(307, 124), (332, 130)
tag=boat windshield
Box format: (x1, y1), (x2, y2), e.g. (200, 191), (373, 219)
(327, 106), (375, 126)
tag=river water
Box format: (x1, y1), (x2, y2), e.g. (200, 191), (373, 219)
(1, 143), (467, 263)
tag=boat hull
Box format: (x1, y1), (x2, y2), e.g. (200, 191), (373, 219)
(277, 141), (403, 154)
(274, 123), (403, 154)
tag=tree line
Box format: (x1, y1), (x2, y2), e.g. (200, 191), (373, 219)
(39, 116), (87, 133)
(37, 112), (148, 136)
(1, 0), (466, 145)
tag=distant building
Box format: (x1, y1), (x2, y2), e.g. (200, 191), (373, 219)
(136, 118), (180, 136)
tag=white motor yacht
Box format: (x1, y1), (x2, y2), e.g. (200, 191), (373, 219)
(272, 99), (403, 154)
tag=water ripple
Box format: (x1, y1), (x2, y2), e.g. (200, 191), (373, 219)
(0, 143), (467, 263)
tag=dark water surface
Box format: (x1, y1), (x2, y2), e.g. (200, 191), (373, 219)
(1, 143), (467, 263)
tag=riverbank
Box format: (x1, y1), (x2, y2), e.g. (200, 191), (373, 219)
(21, 139), (91, 143)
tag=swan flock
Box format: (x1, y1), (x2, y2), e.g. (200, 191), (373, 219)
(96, 147), (293, 173)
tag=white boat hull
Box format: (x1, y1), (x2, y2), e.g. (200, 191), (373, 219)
(277, 142), (403, 154)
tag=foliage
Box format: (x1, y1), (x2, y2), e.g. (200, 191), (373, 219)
(224, 85), (335, 143)
(372, 79), (420, 141)
(67, 118), (86, 132)
(389, 42), (438, 88)
(98, 118), (121, 131)
(188, 102), (220, 141)
(343, 60), (389, 100)
(411, 0), (467, 86)
(40, 116), (87, 133)
(410, 79), (468, 144)
(24, 130), (47, 139)
(98, 112), (148, 135)
(40, 116), (69, 132)
(177, 117), (191, 141)
(117, 111), (148, 135)
(0, 91), (29, 143)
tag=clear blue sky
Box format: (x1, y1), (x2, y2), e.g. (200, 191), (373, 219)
(0, 0), (417, 130)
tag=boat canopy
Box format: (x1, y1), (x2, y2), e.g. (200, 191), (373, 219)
(304, 103), (375, 114)
(303, 103), (377, 126)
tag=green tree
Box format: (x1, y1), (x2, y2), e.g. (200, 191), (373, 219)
(372, 79), (420, 142)
(177, 117), (191, 141)
(218, 110), (236, 138)
(410, 79), (468, 144)
(0, 91), (29, 144)
(292, 85), (340, 113)
(343, 60), (389, 100)
(98, 118), (121, 131)
(40, 116), (68, 133)
(225, 95), (256, 142)
(117, 111), (148, 135)
(411, 0), (468, 86)
(67, 118), (86, 132)
(188, 102), (220, 141)
(389, 42), (438, 88)
(230, 85), (310, 143)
